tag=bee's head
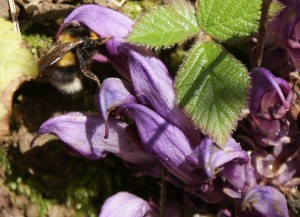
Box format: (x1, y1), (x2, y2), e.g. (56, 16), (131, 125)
(58, 23), (100, 43)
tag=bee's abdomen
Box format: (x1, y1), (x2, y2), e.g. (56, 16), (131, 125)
(50, 66), (82, 94)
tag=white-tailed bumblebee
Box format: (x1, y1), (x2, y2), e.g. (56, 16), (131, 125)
(38, 24), (110, 94)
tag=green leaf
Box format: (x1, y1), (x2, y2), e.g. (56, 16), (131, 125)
(127, 1), (199, 48)
(0, 18), (38, 136)
(198, 0), (262, 42)
(269, 1), (285, 20)
(0, 19), (38, 93)
(175, 41), (249, 146)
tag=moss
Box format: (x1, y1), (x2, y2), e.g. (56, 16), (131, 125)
(20, 22), (55, 60)
(122, 0), (158, 19)
(3, 142), (159, 217)
(22, 34), (53, 60)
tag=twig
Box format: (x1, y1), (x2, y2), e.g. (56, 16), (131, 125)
(159, 167), (167, 217)
(8, 0), (21, 35)
(253, 0), (272, 68)
(110, 0), (126, 8)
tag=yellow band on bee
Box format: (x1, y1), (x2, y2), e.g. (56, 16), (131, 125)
(58, 32), (78, 43)
(58, 52), (77, 67)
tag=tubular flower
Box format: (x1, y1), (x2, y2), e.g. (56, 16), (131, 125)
(251, 151), (297, 187)
(187, 137), (255, 200)
(33, 5), (203, 186)
(32, 4), (296, 217)
(266, 0), (300, 69)
(117, 103), (201, 186)
(241, 185), (289, 217)
(51, 4), (202, 184)
(56, 4), (200, 145)
(249, 67), (296, 147)
(34, 75), (202, 186)
(98, 192), (183, 217)
(32, 112), (156, 166)
(98, 192), (152, 217)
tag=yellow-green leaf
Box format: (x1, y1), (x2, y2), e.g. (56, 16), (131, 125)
(0, 18), (38, 136)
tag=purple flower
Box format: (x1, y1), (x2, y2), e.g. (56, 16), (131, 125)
(98, 192), (152, 217)
(187, 137), (254, 199)
(96, 78), (136, 138)
(251, 151), (297, 187)
(98, 192), (183, 217)
(249, 67), (295, 147)
(32, 5), (296, 217)
(266, 0), (300, 69)
(241, 185), (289, 217)
(56, 4), (201, 145)
(195, 137), (250, 180)
(32, 112), (156, 166)
(117, 103), (201, 186)
(33, 5), (202, 187)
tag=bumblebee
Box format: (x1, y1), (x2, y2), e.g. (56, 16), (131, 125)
(38, 24), (110, 94)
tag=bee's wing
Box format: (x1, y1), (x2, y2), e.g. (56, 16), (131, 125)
(38, 41), (83, 75)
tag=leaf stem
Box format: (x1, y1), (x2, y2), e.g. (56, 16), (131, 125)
(253, 0), (272, 68)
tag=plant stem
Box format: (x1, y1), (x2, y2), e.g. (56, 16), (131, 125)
(253, 0), (272, 68)
(159, 167), (167, 217)
(8, 0), (20, 34)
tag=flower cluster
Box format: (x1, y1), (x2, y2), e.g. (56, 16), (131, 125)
(32, 4), (300, 217)
(265, 0), (300, 71)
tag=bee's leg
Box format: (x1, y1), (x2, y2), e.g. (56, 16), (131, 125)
(76, 49), (100, 86)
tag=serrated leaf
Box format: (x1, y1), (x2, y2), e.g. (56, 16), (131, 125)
(198, 0), (262, 42)
(127, 1), (199, 48)
(176, 41), (249, 146)
(269, 1), (285, 20)
(0, 18), (38, 136)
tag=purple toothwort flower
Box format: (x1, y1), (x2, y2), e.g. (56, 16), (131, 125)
(98, 191), (183, 217)
(33, 4), (201, 186)
(32, 4), (295, 217)
(56, 4), (200, 144)
(187, 137), (255, 200)
(248, 67), (295, 147)
(117, 103), (201, 186)
(34, 78), (202, 186)
(266, 0), (300, 70)
(252, 151), (295, 182)
(31, 112), (156, 166)
(99, 192), (152, 217)
(241, 185), (289, 217)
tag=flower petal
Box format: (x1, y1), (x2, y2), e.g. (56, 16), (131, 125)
(99, 192), (152, 217)
(127, 49), (200, 145)
(57, 4), (133, 61)
(188, 137), (249, 179)
(33, 112), (133, 160)
(251, 151), (297, 186)
(58, 5), (133, 40)
(119, 103), (199, 185)
(221, 161), (256, 191)
(250, 67), (293, 118)
(241, 185), (289, 217)
(97, 78), (136, 120)
(249, 67), (295, 147)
